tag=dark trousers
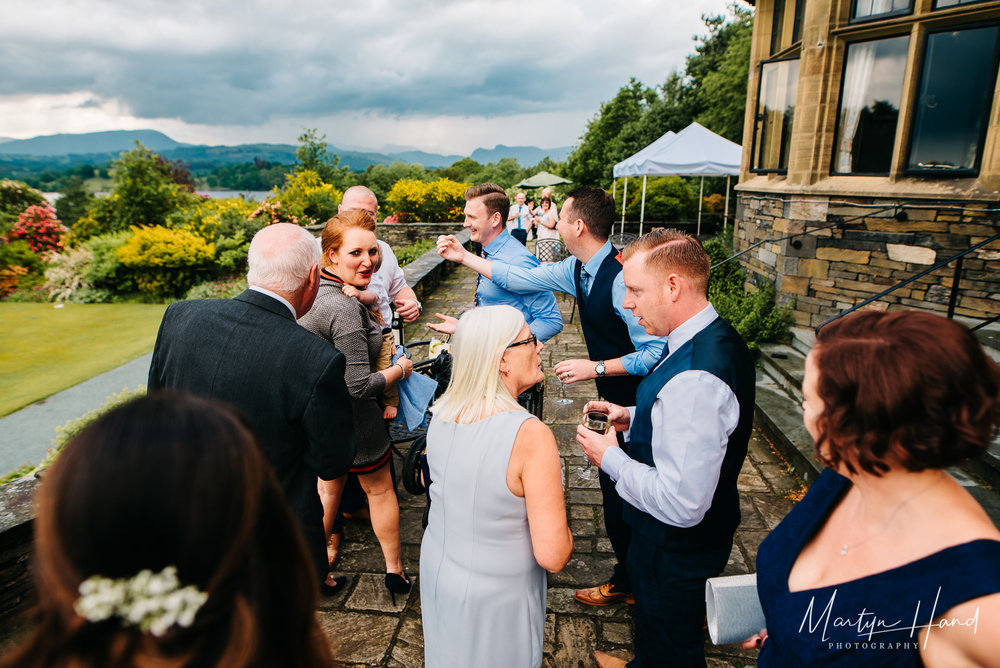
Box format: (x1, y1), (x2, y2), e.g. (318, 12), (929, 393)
(626, 534), (731, 668)
(510, 228), (528, 245)
(600, 432), (632, 591)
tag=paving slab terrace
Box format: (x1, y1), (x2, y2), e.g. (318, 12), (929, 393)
(321, 257), (803, 667)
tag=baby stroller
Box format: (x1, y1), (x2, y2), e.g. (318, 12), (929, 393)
(396, 338), (545, 529)
(386, 339), (452, 528)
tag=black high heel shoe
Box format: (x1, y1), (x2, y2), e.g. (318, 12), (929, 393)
(384, 572), (411, 605)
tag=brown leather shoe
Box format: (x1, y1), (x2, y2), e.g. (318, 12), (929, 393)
(573, 583), (635, 606)
(594, 650), (629, 667)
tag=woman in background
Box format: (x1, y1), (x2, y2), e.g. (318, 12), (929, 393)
(533, 197), (560, 242)
(0, 392), (331, 668)
(420, 305), (572, 668)
(298, 209), (413, 602)
(748, 310), (1000, 666)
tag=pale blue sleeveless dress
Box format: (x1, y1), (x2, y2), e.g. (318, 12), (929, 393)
(420, 409), (546, 668)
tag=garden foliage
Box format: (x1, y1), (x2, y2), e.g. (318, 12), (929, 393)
(387, 178), (469, 223)
(0, 180), (46, 235)
(621, 177), (699, 221)
(705, 230), (791, 354)
(9, 204), (69, 254)
(266, 169), (342, 225)
(116, 227), (215, 299)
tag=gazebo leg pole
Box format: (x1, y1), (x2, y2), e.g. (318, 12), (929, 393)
(639, 175), (647, 237)
(621, 177), (628, 236)
(724, 175), (730, 234)
(697, 176), (704, 237)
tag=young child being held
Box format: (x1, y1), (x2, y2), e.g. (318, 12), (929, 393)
(341, 248), (400, 420)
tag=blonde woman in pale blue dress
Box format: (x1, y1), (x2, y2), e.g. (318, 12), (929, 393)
(420, 305), (572, 668)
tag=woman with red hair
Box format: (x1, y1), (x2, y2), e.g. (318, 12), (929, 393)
(749, 310), (1000, 666)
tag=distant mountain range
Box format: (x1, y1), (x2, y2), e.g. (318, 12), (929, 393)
(0, 130), (572, 170)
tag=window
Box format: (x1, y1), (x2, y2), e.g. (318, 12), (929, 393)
(833, 36), (909, 174)
(771, 0), (804, 54)
(907, 25), (1000, 174)
(852, 0), (912, 22)
(752, 59), (800, 172)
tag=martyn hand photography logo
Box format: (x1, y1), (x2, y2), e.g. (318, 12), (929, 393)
(799, 587), (980, 651)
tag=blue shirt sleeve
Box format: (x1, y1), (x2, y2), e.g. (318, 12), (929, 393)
(612, 272), (666, 375)
(480, 234), (563, 343)
(491, 256), (577, 296)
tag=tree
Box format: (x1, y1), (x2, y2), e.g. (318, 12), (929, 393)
(692, 6), (754, 142)
(56, 178), (96, 229)
(74, 143), (186, 240)
(296, 128), (340, 184)
(564, 5), (753, 187)
(565, 78), (656, 187)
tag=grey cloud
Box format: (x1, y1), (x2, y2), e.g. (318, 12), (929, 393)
(1, 0), (725, 126)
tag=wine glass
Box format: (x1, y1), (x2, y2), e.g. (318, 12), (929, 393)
(555, 375), (573, 405)
(575, 410), (609, 482)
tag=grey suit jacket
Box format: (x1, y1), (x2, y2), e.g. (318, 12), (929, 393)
(148, 289), (354, 579)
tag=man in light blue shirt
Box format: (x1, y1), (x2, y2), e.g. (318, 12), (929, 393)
(428, 183), (562, 343)
(506, 191), (532, 245)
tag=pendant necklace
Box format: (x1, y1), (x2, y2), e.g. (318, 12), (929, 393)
(840, 473), (946, 557)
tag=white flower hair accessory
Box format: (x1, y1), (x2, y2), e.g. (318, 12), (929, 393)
(73, 566), (208, 637)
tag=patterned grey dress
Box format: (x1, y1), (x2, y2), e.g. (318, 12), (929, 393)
(420, 409), (547, 668)
(298, 275), (391, 472)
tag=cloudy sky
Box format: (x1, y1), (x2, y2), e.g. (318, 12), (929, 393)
(1, 0), (742, 155)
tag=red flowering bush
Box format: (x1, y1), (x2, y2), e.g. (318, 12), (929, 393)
(9, 205), (69, 254)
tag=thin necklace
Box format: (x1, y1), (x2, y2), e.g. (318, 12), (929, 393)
(839, 473), (946, 557)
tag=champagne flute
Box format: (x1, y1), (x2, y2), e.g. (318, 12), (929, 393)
(555, 375), (572, 405)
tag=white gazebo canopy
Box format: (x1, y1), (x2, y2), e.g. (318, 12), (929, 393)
(612, 122), (742, 235)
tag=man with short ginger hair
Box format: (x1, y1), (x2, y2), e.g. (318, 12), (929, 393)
(576, 229), (755, 668)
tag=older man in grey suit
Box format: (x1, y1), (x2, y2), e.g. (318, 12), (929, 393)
(148, 223), (354, 592)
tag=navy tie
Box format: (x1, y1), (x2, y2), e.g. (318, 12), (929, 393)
(474, 248), (488, 306)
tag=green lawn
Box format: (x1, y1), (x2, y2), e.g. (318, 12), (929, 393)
(0, 303), (167, 417)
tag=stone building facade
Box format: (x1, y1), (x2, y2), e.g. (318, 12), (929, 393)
(737, 0), (1000, 346)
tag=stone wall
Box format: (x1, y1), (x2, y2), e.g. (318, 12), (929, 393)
(0, 477), (36, 632)
(735, 191), (1000, 339)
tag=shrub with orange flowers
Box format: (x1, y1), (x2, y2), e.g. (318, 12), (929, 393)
(8, 204), (69, 255)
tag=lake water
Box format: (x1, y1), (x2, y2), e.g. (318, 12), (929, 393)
(43, 190), (271, 205)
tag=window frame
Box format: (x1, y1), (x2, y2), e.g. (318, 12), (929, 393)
(933, 0), (991, 10)
(849, 0), (914, 25)
(903, 20), (1000, 177)
(750, 56), (802, 175)
(829, 34), (911, 176)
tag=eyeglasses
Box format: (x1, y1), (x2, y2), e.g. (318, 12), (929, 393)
(506, 335), (537, 349)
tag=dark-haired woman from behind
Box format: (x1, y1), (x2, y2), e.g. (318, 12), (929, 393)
(746, 310), (1000, 666)
(0, 392), (332, 668)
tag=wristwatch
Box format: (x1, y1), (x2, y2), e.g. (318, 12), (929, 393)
(595, 360), (606, 377)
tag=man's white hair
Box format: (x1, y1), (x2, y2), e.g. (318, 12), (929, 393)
(246, 223), (320, 292)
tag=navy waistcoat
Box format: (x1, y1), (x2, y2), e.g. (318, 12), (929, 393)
(574, 251), (642, 406)
(623, 315), (755, 552)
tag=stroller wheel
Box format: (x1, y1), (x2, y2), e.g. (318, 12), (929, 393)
(402, 435), (427, 495)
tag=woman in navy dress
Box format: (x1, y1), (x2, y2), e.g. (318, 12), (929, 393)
(748, 310), (1000, 666)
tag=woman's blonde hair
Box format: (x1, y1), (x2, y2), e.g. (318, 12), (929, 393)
(430, 305), (525, 424)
